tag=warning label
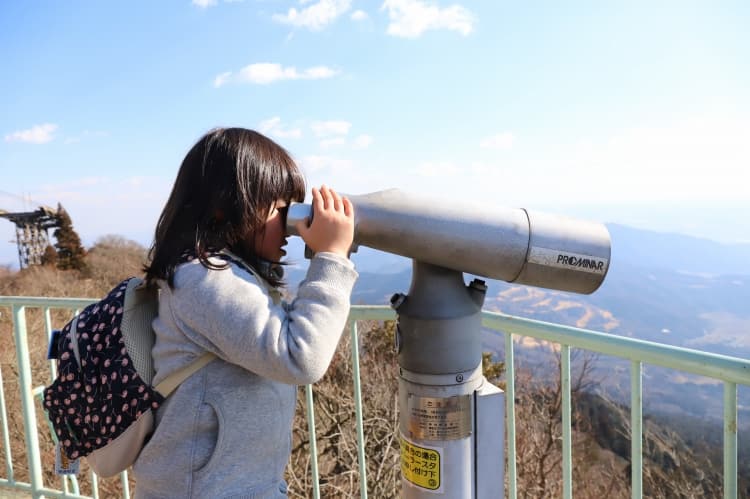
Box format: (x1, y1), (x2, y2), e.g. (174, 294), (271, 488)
(400, 435), (442, 492)
(407, 394), (472, 441)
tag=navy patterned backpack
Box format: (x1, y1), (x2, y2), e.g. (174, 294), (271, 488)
(43, 277), (214, 477)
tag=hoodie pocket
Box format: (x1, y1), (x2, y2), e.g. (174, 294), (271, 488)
(193, 399), (224, 476)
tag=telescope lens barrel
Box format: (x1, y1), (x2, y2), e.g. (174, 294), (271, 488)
(285, 203), (310, 238)
(519, 210), (610, 294)
(285, 189), (610, 294)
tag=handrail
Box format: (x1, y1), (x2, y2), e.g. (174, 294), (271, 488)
(482, 312), (750, 385)
(1, 298), (748, 498)
(0, 296), (97, 308)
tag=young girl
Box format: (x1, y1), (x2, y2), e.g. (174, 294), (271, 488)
(132, 127), (357, 498)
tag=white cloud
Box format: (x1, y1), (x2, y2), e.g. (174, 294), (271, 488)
(481, 116), (748, 205)
(565, 117), (750, 202)
(466, 161), (494, 175)
(412, 161), (461, 177)
(273, 0), (351, 31)
(258, 117), (303, 139)
(320, 137), (346, 149)
(63, 130), (109, 145)
(213, 71), (232, 88)
(353, 134), (373, 148)
(240, 63), (303, 84)
(311, 120), (351, 137)
(193, 0), (245, 8)
(381, 0), (474, 38)
(480, 132), (515, 150)
(4, 123), (58, 144)
(294, 115), (750, 212)
(225, 63), (338, 85)
(213, 64), (339, 86)
(303, 66), (338, 79)
(411, 161), (495, 178)
(299, 155), (353, 172)
(351, 9), (368, 21)
(125, 176), (148, 187)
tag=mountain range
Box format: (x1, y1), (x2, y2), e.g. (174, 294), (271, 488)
(287, 222), (750, 423)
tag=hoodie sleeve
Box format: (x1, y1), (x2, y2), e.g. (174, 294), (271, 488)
(166, 252), (358, 385)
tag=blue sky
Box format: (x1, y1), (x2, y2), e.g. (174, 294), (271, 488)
(1, 0), (749, 268)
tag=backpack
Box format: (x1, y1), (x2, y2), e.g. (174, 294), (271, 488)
(43, 277), (214, 478)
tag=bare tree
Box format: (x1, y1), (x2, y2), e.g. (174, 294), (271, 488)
(286, 328), (631, 498)
(512, 347), (629, 498)
(287, 321), (402, 498)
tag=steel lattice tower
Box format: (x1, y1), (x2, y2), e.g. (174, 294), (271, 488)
(0, 206), (60, 269)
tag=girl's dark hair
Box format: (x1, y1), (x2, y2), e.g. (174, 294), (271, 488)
(144, 127), (306, 287)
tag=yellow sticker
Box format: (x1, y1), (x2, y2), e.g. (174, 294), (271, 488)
(400, 435), (441, 491)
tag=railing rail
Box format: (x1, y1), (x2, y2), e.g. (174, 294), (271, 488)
(1, 297), (748, 498)
(481, 311), (749, 499)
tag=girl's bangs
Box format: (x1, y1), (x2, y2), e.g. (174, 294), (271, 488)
(283, 160), (307, 203)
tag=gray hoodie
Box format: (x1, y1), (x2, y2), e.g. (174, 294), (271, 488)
(132, 252), (357, 498)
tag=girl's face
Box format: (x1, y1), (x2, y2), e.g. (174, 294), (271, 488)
(254, 199), (289, 262)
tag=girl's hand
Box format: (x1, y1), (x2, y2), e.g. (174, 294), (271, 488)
(295, 185), (354, 258)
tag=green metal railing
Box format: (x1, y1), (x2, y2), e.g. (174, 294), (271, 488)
(1, 297), (749, 498)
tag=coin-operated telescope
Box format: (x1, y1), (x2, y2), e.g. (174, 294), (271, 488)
(287, 189), (611, 498)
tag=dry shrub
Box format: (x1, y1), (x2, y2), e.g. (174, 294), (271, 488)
(512, 350), (629, 499)
(3, 244), (713, 498)
(0, 237), (147, 497)
(287, 320), (401, 498)
(83, 235), (149, 287)
(286, 324), (631, 499)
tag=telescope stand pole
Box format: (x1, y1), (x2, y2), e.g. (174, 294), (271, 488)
(392, 261), (505, 499)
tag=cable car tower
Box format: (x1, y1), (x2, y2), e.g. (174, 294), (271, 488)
(0, 205), (60, 269)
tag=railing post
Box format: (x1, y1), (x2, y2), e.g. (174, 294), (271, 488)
(505, 333), (517, 499)
(305, 384), (321, 499)
(12, 305), (44, 496)
(0, 353), (15, 482)
(723, 382), (737, 499)
(349, 320), (368, 499)
(120, 470), (131, 499)
(90, 469), (100, 499)
(631, 361), (642, 499)
(561, 345), (572, 499)
(43, 307), (57, 379)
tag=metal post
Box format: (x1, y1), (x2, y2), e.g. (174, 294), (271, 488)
(12, 305), (44, 495)
(305, 385), (321, 499)
(393, 261), (505, 498)
(504, 333), (517, 499)
(90, 469), (99, 499)
(0, 352), (15, 482)
(561, 345), (572, 499)
(723, 382), (737, 499)
(631, 361), (643, 499)
(349, 321), (369, 499)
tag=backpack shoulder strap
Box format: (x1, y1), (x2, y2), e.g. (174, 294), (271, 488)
(154, 352), (215, 397)
(130, 277), (216, 396)
(154, 250), (280, 398)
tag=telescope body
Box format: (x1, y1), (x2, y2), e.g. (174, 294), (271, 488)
(286, 189), (610, 294)
(285, 188), (610, 496)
